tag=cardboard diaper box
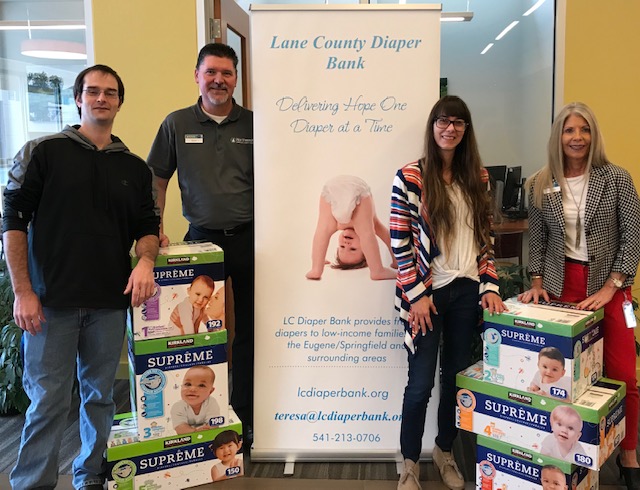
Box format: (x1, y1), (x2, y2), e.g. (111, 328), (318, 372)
(456, 362), (625, 470)
(109, 413), (139, 447)
(128, 330), (229, 441)
(107, 409), (244, 489)
(131, 242), (225, 343)
(476, 435), (598, 490)
(483, 298), (604, 402)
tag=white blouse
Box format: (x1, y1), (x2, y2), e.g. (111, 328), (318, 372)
(563, 174), (589, 261)
(431, 183), (481, 290)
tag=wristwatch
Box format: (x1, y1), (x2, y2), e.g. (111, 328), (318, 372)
(609, 276), (623, 288)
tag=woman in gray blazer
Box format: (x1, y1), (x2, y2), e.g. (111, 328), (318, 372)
(519, 102), (640, 489)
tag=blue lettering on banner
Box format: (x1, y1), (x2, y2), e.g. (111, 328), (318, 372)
(326, 56), (365, 70)
(269, 35), (423, 54)
(270, 36), (309, 49)
(267, 35), (425, 72)
(312, 36), (367, 53)
(370, 35), (423, 52)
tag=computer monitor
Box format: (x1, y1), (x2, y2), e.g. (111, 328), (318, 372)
(486, 165), (507, 186)
(502, 166), (522, 210)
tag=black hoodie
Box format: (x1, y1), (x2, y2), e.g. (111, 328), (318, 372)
(3, 125), (160, 309)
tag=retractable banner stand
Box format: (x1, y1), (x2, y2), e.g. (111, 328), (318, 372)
(251, 4), (441, 461)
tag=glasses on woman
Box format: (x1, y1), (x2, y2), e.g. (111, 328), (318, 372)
(434, 116), (468, 131)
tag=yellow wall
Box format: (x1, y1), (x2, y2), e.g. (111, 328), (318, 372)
(91, 0), (194, 241)
(564, 0), (640, 298)
(564, 0), (640, 365)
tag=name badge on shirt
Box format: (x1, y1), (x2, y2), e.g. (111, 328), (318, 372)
(184, 134), (203, 144)
(543, 184), (561, 194)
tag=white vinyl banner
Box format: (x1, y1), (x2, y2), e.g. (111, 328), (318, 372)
(252, 4), (441, 460)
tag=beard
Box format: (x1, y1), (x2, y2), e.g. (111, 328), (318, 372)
(205, 87), (230, 107)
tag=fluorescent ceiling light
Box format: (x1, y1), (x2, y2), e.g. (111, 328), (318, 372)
(441, 12), (474, 22)
(495, 21), (519, 40)
(481, 43), (494, 55)
(0, 20), (85, 31)
(21, 39), (87, 60)
(523, 0), (546, 16)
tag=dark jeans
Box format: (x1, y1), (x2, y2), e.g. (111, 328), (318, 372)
(400, 278), (480, 462)
(186, 222), (255, 428)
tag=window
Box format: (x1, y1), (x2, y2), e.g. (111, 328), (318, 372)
(0, 0), (86, 188)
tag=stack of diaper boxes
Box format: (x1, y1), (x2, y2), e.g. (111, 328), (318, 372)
(456, 298), (626, 489)
(105, 242), (245, 489)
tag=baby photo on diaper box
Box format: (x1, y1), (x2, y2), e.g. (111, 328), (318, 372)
(131, 242), (225, 341)
(476, 435), (598, 490)
(130, 343), (229, 441)
(482, 298), (604, 402)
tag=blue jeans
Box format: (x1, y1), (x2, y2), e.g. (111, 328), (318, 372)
(400, 278), (480, 462)
(10, 308), (126, 490)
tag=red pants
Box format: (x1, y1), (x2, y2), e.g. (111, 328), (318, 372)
(555, 261), (638, 450)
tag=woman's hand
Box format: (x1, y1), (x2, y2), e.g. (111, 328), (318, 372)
(518, 285), (550, 304)
(482, 292), (507, 315)
(408, 295), (438, 336)
(576, 284), (617, 311)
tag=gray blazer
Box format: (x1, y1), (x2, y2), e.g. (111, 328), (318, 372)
(528, 163), (640, 297)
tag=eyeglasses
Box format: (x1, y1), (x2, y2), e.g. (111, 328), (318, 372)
(83, 87), (119, 99)
(434, 117), (468, 131)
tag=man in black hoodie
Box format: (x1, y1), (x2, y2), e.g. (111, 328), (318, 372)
(3, 65), (159, 490)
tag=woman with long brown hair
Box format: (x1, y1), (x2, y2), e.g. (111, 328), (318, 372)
(391, 95), (505, 490)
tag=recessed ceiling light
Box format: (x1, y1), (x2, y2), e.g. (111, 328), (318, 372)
(21, 40), (87, 60)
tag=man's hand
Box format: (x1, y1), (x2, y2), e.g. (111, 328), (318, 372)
(159, 232), (170, 248)
(3, 230), (45, 335)
(126, 234), (160, 306)
(125, 257), (156, 307)
(14, 290), (46, 335)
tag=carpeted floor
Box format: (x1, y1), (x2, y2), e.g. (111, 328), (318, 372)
(0, 379), (632, 488)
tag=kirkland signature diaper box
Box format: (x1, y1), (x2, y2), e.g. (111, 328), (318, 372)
(476, 435), (598, 490)
(107, 409), (244, 489)
(483, 298), (604, 402)
(128, 330), (229, 441)
(456, 362), (625, 470)
(109, 413), (139, 447)
(131, 242), (225, 343)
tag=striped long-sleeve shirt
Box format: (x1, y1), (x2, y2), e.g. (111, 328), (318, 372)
(390, 160), (499, 353)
